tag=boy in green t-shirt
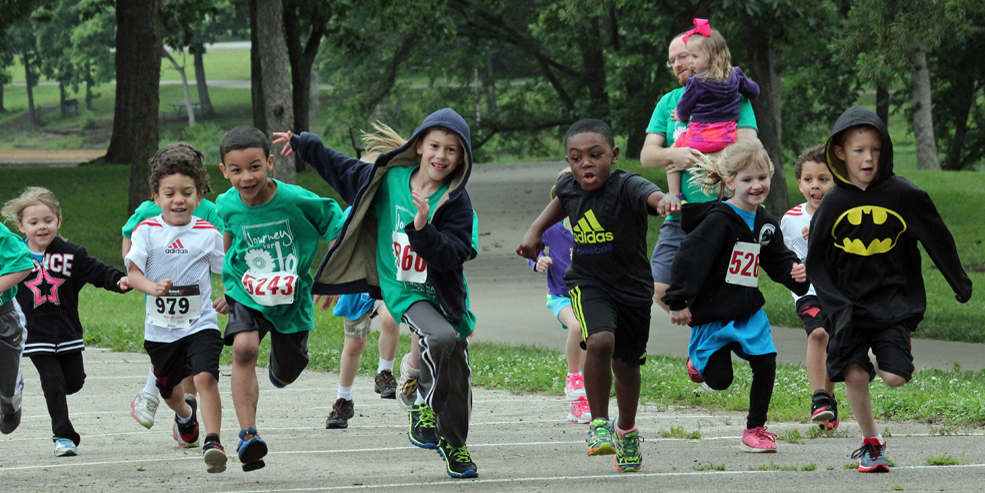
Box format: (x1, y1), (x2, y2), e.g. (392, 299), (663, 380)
(216, 126), (343, 472)
(0, 222), (35, 434)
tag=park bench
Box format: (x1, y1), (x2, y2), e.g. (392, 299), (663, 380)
(349, 125), (366, 158)
(170, 101), (202, 118)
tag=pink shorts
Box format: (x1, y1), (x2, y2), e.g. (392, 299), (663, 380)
(674, 121), (738, 153)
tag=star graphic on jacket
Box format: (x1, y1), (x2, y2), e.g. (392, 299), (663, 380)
(24, 267), (64, 307)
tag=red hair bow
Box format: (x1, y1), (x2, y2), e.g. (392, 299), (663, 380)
(682, 18), (711, 46)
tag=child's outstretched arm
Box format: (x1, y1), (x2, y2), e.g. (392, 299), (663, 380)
(734, 67), (760, 99)
(273, 130), (370, 205)
(907, 189), (973, 302)
(645, 190), (672, 216)
(126, 264), (172, 297)
(760, 224), (809, 295)
(0, 269), (32, 294)
(77, 247), (131, 294)
(517, 198), (567, 261)
(405, 191), (474, 272)
(662, 217), (727, 322)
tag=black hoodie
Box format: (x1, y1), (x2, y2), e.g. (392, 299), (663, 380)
(663, 201), (807, 327)
(292, 108), (477, 330)
(807, 106), (972, 335)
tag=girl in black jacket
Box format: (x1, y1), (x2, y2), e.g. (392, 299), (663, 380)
(663, 140), (808, 452)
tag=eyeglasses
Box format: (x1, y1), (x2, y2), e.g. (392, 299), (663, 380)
(666, 53), (689, 68)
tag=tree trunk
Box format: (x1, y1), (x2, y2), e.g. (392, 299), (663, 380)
(746, 29), (789, 216)
(911, 41), (940, 170)
(308, 70), (320, 125)
(162, 49), (195, 126)
(0, 82), (5, 113)
(250, 0), (266, 134)
(284, 1), (326, 173)
(23, 53), (39, 126)
(59, 83), (67, 118)
(256, 0), (295, 184)
(876, 84), (890, 129)
(191, 43), (216, 119)
(105, 0), (163, 215)
(85, 72), (94, 110)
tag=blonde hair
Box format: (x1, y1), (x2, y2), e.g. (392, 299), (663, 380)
(2, 186), (62, 224)
(689, 140), (774, 200)
(361, 121), (408, 158)
(689, 29), (733, 83)
(550, 169), (571, 200)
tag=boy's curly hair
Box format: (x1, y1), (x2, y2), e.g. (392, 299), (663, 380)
(689, 139), (774, 200)
(2, 186), (61, 224)
(150, 143), (211, 195)
(794, 144), (827, 179)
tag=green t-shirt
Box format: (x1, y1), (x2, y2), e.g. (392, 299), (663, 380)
(646, 86), (758, 220)
(122, 199), (225, 237)
(0, 223), (34, 306)
(371, 166), (476, 339)
(218, 180), (343, 334)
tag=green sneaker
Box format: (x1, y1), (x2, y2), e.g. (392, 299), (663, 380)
(437, 438), (478, 478)
(613, 423), (643, 472)
(586, 418), (616, 456)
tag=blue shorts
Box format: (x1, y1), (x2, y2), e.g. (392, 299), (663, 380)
(545, 295), (572, 329)
(688, 309), (776, 375)
(650, 219), (686, 285)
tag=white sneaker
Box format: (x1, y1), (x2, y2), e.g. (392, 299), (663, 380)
(131, 391), (159, 429)
(397, 353), (420, 410)
(54, 437), (77, 457)
(567, 397), (592, 424)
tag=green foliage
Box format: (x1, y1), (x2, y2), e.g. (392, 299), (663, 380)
(660, 426), (701, 439)
(924, 454), (966, 466)
(749, 461), (816, 471)
(692, 463), (726, 471)
(777, 428), (805, 444)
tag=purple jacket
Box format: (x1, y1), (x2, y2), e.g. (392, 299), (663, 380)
(526, 221), (573, 297)
(676, 67), (759, 124)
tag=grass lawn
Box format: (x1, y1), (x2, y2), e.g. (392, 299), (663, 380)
(5, 49), (251, 85)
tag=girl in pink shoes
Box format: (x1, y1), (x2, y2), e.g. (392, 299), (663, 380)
(662, 140), (807, 452)
(525, 171), (589, 424)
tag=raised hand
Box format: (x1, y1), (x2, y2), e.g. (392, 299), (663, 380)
(272, 131), (295, 157)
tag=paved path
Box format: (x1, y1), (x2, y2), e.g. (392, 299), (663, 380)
(2, 349), (984, 492)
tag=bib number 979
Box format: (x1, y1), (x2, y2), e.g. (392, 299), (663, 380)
(155, 297), (190, 315)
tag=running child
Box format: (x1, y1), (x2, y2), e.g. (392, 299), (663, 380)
(122, 185), (224, 430)
(807, 106), (972, 472)
(3, 187), (131, 456)
(662, 139), (808, 452)
(324, 207), (401, 430)
(0, 217), (34, 436)
(780, 144), (839, 430)
(518, 119), (667, 473)
(524, 170), (589, 424)
(125, 143), (228, 473)
(275, 109), (480, 479)
(217, 126), (343, 472)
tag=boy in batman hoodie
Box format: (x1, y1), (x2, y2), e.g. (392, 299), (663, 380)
(807, 106), (972, 473)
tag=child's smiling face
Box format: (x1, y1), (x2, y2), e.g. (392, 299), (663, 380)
(154, 173), (201, 227)
(415, 129), (463, 186)
(18, 204), (61, 252)
(565, 132), (619, 192)
(797, 160), (834, 214)
(726, 163), (771, 212)
(221, 147), (275, 205)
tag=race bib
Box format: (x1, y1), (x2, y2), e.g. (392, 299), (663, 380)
(725, 241), (760, 288)
(147, 285), (202, 329)
(241, 272), (297, 306)
(392, 231), (427, 284)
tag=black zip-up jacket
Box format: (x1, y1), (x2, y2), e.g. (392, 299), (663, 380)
(17, 237), (129, 356)
(292, 108), (477, 326)
(807, 106), (972, 334)
(663, 201), (808, 327)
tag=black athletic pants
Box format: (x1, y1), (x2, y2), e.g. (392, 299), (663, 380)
(30, 352), (85, 445)
(702, 347), (776, 430)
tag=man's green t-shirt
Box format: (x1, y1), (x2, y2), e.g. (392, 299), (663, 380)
(646, 86), (758, 220)
(122, 199), (225, 237)
(218, 180), (343, 334)
(371, 166), (476, 339)
(0, 222), (34, 306)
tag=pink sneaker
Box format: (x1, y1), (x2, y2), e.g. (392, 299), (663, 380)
(741, 426), (777, 452)
(567, 397), (592, 424)
(686, 359), (704, 384)
(564, 374), (586, 401)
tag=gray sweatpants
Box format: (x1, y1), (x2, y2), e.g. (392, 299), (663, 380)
(0, 300), (27, 414)
(403, 301), (472, 448)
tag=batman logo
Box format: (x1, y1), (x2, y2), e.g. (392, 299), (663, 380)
(831, 206), (906, 256)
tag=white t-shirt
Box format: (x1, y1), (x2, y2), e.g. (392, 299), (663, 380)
(125, 215), (224, 343)
(780, 202), (816, 301)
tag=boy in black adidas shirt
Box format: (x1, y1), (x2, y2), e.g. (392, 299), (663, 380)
(519, 119), (666, 473)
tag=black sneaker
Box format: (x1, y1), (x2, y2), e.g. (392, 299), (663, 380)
(0, 408), (21, 435)
(437, 438), (478, 478)
(375, 370), (397, 399)
(810, 390), (835, 425)
(852, 438), (890, 472)
(325, 398), (355, 429)
(172, 395), (199, 448)
(202, 433), (227, 474)
(408, 403), (438, 449)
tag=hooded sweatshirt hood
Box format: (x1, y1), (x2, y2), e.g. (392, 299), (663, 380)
(824, 106), (894, 190)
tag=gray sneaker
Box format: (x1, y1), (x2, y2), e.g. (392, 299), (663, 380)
(325, 398), (354, 429)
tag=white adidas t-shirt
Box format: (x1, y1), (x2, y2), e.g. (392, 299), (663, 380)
(780, 202), (816, 301)
(125, 215), (224, 343)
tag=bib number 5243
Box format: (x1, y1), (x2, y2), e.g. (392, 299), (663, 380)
(726, 241), (760, 288)
(242, 272), (297, 306)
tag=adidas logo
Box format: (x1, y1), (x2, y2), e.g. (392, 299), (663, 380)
(571, 210), (613, 244)
(165, 239), (188, 255)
